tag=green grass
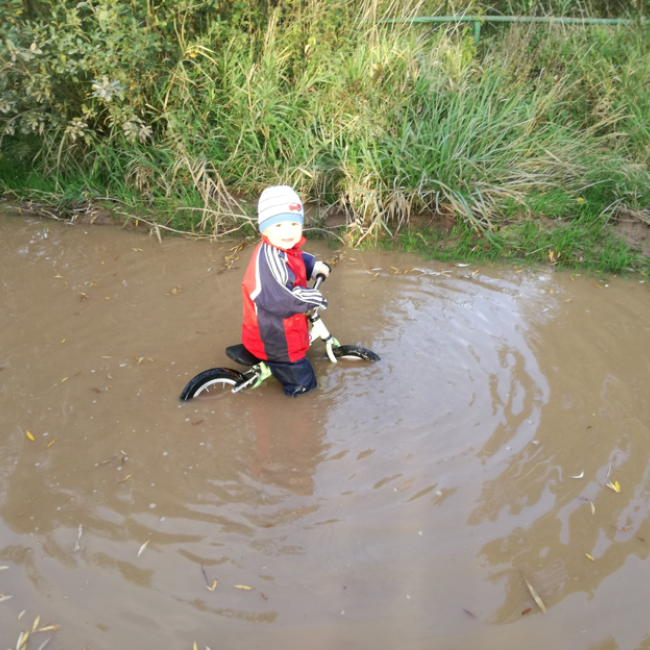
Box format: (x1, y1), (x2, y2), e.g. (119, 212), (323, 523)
(1, 0), (649, 270)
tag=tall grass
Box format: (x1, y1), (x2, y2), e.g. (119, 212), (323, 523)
(1, 0), (649, 240)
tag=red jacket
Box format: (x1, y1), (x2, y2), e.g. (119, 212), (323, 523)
(241, 236), (327, 363)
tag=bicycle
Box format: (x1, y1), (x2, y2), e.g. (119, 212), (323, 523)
(180, 273), (380, 401)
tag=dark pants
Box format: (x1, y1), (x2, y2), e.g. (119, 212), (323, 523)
(266, 357), (317, 397)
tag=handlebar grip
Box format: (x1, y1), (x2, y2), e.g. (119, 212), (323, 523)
(313, 273), (327, 289)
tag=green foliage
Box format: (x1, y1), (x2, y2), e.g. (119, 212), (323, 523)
(1, 0), (649, 255)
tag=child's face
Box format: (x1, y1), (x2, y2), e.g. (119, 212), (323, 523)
(264, 221), (303, 249)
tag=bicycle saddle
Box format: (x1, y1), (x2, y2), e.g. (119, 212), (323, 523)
(226, 344), (262, 367)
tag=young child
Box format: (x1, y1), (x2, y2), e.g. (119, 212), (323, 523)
(241, 185), (331, 397)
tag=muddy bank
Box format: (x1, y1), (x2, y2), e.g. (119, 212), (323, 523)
(3, 198), (650, 270)
(1, 212), (650, 649)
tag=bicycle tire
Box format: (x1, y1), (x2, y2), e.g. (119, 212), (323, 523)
(180, 367), (247, 401)
(332, 345), (381, 362)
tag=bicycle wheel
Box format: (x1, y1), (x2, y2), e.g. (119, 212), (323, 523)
(332, 345), (381, 362)
(180, 367), (247, 401)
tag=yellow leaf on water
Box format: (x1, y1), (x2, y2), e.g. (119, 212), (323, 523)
(235, 585), (253, 590)
(206, 579), (218, 591)
(18, 631), (28, 649)
(138, 540), (149, 557)
(32, 615), (40, 632)
(61, 339), (65, 343)
(585, 554), (595, 561)
(523, 576), (547, 614)
(25, 430), (35, 441)
(606, 481), (621, 493)
(590, 502), (595, 515)
(53, 274), (63, 278)
(193, 643), (198, 650)
(119, 474), (133, 483)
(61, 377), (69, 382)
(36, 625), (61, 631)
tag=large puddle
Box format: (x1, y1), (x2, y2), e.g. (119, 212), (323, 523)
(1, 212), (650, 650)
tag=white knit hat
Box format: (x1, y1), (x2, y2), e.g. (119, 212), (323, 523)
(258, 185), (304, 232)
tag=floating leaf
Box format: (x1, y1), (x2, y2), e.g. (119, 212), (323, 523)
(193, 643), (198, 650)
(260, 592), (269, 600)
(523, 577), (547, 614)
(25, 430), (35, 441)
(590, 502), (596, 515)
(47, 438), (57, 448)
(570, 471), (584, 479)
(521, 607), (532, 615)
(33, 615), (40, 632)
(61, 377), (69, 383)
(138, 540), (149, 557)
(462, 608), (476, 618)
(616, 526), (633, 531)
(206, 580), (218, 592)
(36, 625), (60, 631)
(234, 585), (253, 590)
(0, 594), (14, 603)
(133, 356), (143, 364)
(119, 474), (133, 484)
(606, 481), (621, 493)
(585, 554), (595, 561)
(0, 565), (8, 570)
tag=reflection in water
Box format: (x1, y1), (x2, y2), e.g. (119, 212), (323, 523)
(1, 213), (650, 649)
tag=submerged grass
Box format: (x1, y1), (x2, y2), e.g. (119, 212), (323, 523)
(1, 0), (649, 270)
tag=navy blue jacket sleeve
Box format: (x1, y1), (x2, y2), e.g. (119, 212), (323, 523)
(301, 252), (316, 280)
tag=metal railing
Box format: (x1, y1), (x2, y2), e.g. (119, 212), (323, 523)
(382, 15), (646, 43)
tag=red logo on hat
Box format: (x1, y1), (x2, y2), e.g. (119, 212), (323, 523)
(289, 203), (302, 212)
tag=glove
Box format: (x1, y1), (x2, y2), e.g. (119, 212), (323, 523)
(313, 261), (331, 278)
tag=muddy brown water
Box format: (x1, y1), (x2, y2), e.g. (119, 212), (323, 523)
(1, 212), (650, 650)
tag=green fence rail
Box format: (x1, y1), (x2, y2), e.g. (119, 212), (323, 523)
(383, 15), (646, 43)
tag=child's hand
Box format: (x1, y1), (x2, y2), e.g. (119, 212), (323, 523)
(314, 261), (331, 278)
